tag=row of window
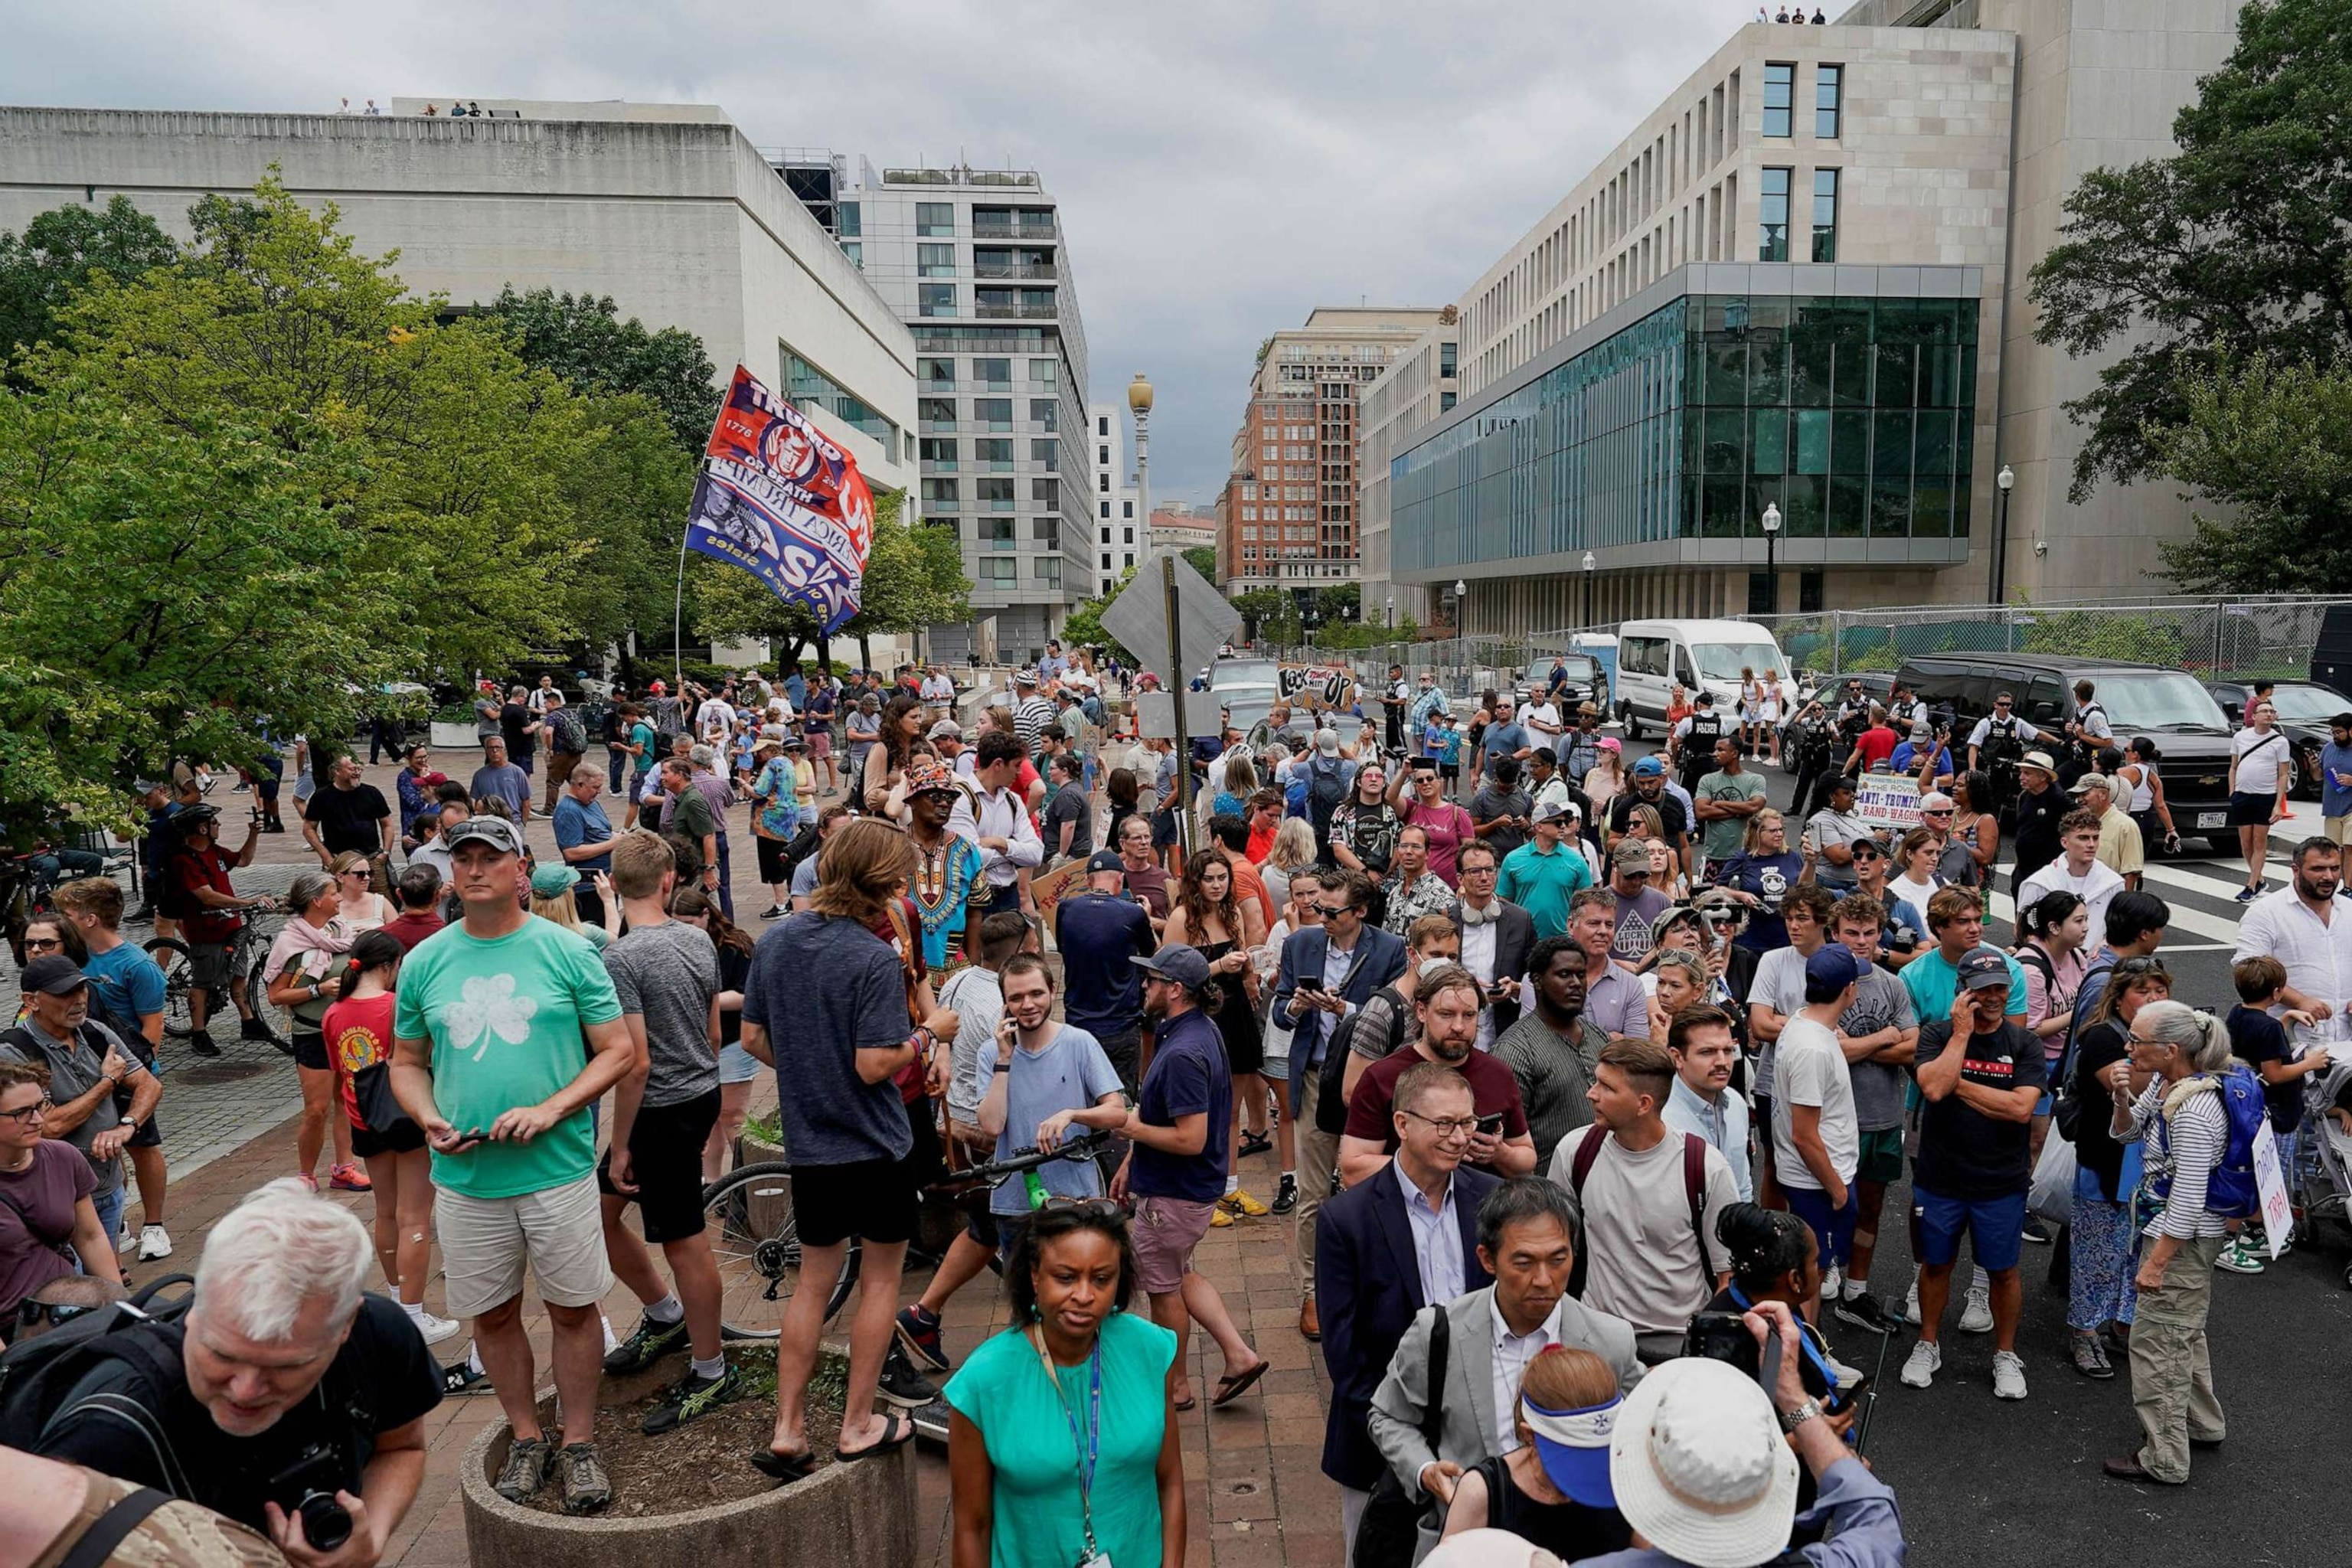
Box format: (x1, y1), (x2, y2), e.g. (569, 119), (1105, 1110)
(918, 397), (1060, 431)
(1758, 168), (1839, 263)
(1099, 552), (1137, 572)
(917, 436), (1063, 469)
(782, 349), (900, 450)
(1096, 526), (1138, 544)
(921, 477), (1067, 507)
(917, 284), (1057, 318)
(1096, 499), (1135, 520)
(913, 203), (1057, 238)
(1761, 62), (1841, 139)
(965, 557), (1061, 586)
(919, 356), (1057, 387)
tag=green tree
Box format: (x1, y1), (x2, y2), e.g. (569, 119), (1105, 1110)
(1316, 583), (1361, 623)
(2146, 352), (2352, 593)
(1182, 544), (1220, 581)
(2028, 0), (2352, 510)
(0, 197), (178, 370)
(1062, 567), (1138, 663)
(479, 286), (721, 452)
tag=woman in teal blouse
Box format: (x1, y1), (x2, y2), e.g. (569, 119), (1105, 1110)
(946, 1204), (1184, 1568)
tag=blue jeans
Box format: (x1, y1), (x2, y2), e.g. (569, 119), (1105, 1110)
(86, 1184), (125, 1266)
(608, 746), (629, 792)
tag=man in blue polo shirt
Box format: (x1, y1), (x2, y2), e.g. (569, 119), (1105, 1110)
(1052, 851), (1158, 1096)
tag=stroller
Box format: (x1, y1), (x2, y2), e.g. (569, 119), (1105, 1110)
(2299, 1054), (2352, 1289)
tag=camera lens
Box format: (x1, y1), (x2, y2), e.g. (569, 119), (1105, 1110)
(299, 1493), (354, 1553)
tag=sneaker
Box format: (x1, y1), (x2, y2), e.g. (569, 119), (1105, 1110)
(877, 1343), (938, 1410)
(2069, 1329), (2115, 1380)
(296, 1172), (318, 1194)
(642, 1364), (746, 1436)
(493, 1436), (556, 1503)
(1208, 1206), (1234, 1228)
(413, 1311), (463, 1347)
(136, 1223), (172, 1261)
(603, 1312), (690, 1374)
(328, 1162), (372, 1193)
(2215, 1237), (2267, 1275)
(2237, 883), (2260, 903)
(1219, 1187), (1269, 1218)
(1826, 1354), (1866, 1391)
(1959, 1285), (1994, 1334)
(759, 904), (787, 920)
(1271, 1174), (1299, 1215)
(188, 1030), (220, 1059)
(895, 1305), (951, 1374)
(1898, 1340), (1942, 1389)
(557, 1441), (612, 1514)
(1903, 1280), (1921, 1326)
(1818, 1263), (1844, 1302)
(1991, 1350), (2028, 1400)
(238, 1018), (274, 1043)
(1831, 1291), (1898, 1335)
(443, 1359), (494, 1396)
(2021, 1216), (2053, 1246)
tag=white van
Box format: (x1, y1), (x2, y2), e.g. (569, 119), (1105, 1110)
(1615, 619), (1794, 740)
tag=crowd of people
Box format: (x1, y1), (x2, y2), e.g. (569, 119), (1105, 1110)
(4, 648), (2349, 1568)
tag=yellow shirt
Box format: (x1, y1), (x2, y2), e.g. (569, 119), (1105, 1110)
(2097, 806), (2145, 877)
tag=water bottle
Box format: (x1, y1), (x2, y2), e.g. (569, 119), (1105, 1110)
(1022, 1169), (1050, 1210)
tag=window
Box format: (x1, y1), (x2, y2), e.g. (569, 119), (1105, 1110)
(918, 243), (956, 278)
(916, 201), (954, 237)
(978, 478), (1016, 510)
(919, 357), (955, 386)
(1124, 552), (1134, 567)
(973, 397), (1011, 429)
(1030, 439), (1057, 469)
(1099, 501), (1110, 519)
(1759, 168), (1792, 262)
(1029, 398), (1057, 430)
(985, 517), (1016, 544)
(839, 242), (862, 270)
(1099, 472), (1109, 492)
(1031, 478), (1059, 505)
(972, 358), (1012, 388)
(1762, 64), (1794, 138)
(783, 350), (897, 446)
(1122, 527), (1133, 544)
(921, 478), (958, 505)
(982, 558), (1017, 586)
(1439, 341), (1457, 377)
(1102, 553), (1112, 570)
(1035, 558), (1062, 587)
(1034, 518), (1060, 547)
(929, 517), (958, 539)
(918, 283), (955, 318)
(1815, 65), (1843, 139)
(1122, 501), (1134, 519)
(1097, 445), (1110, 466)
(919, 437), (957, 466)
(838, 203), (861, 237)
(1097, 415), (1109, 436)
(1030, 358), (1057, 384)
(975, 438), (1013, 467)
(918, 397), (955, 425)
(1440, 390), (1456, 412)
(1811, 169), (1840, 263)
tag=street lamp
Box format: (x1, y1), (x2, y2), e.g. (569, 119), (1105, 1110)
(1989, 462), (2016, 605)
(1386, 591), (1395, 632)
(1581, 550), (1597, 629)
(1759, 502), (1782, 616)
(1454, 577), (1468, 639)
(1128, 374), (1154, 557)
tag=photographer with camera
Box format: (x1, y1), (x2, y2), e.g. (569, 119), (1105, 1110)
(18, 1178), (440, 1567)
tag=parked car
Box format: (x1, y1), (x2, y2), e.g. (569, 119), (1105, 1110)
(1516, 652), (1609, 715)
(1615, 619), (1795, 739)
(2208, 679), (2350, 800)
(1900, 654), (2239, 846)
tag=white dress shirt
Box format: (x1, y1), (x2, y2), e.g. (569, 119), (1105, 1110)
(947, 782), (1044, 889)
(1491, 1295), (1571, 1453)
(1393, 1161), (1465, 1312)
(2235, 888), (2352, 1042)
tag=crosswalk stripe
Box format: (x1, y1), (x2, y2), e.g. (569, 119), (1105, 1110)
(2135, 858), (2267, 906)
(1985, 862), (2250, 948)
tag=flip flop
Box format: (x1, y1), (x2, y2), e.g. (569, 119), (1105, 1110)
(1171, 1392), (1197, 1413)
(837, 1412), (916, 1462)
(1211, 1359), (1270, 1408)
(750, 1447), (818, 1481)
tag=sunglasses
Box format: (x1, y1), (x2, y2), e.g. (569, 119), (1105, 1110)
(1922, 808), (1953, 818)
(21, 937), (63, 953)
(16, 1298), (99, 1329)
(1311, 903), (1354, 918)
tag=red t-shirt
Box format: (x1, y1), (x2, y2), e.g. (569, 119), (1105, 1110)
(1854, 725), (1900, 772)
(1344, 1041), (1530, 1170)
(381, 911), (446, 953)
(322, 991), (395, 1132)
(167, 844), (243, 943)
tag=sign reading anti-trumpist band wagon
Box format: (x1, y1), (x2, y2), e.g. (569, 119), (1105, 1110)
(688, 364), (876, 635)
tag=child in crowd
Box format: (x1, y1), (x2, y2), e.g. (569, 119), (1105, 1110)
(2219, 956), (2332, 1275)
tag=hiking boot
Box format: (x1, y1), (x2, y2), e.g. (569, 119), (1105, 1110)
(2069, 1329), (2115, 1380)
(1219, 1187), (1269, 1218)
(2215, 1237), (2267, 1275)
(603, 1312), (690, 1374)
(895, 1305), (951, 1374)
(877, 1343), (938, 1409)
(1991, 1350), (2029, 1400)
(188, 1030), (221, 1059)
(1831, 1290), (1898, 1336)
(1958, 1284), (1994, 1334)
(557, 1442), (612, 1514)
(1898, 1340), (1942, 1389)
(493, 1436), (556, 1503)
(1270, 1174), (1299, 1215)
(642, 1364), (746, 1436)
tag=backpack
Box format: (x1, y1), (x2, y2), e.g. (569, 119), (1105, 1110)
(1285, 774), (1310, 821)
(0, 1277), (195, 1491)
(1316, 983), (1407, 1135)
(550, 707), (587, 755)
(1306, 757), (1348, 842)
(1565, 1127), (1718, 1296)
(2151, 1065), (2269, 1220)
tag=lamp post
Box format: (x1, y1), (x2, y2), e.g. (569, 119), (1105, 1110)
(1386, 591), (1395, 632)
(1453, 577), (1468, 641)
(1989, 462), (2016, 605)
(1760, 502), (1782, 616)
(1581, 549), (1597, 629)
(1128, 372), (1154, 560)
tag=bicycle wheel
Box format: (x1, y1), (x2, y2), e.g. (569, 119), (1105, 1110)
(243, 954), (296, 1054)
(143, 938), (196, 1040)
(698, 1161), (858, 1338)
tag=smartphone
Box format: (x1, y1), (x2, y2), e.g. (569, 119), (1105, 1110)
(446, 1126), (489, 1152)
(1474, 1112), (1505, 1138)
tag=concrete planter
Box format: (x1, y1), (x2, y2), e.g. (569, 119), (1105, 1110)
(459, 1366), (916, 1568)
(430, 721), (480, 749)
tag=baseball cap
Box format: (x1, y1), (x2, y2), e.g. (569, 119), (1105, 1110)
(1848, 831), (1884, 857)
(2069, 773), (2112, 796)
(1608, 1358), (1798, 1568)
(1014, 668), (1040, 687)
(18, 956), (89, 996)
(1533, 799), (1576, 825)
(443, 815), (525, 857)
(1827, 773), (1855, 793)
(1610, 840), (1652, 874)
(1958, 948), (2013, 991)
(1132, 943), (1212, 993)
(1632, 755), (1665, 777)
(1313, 728), (1343, 757)
(1803, 942), (1866, 991)
(1525, 1393), (1623, 1508)
(2020, 750), (2057, 774)
(928, 718), (964, 740)
(132, 778), (162, 795)
(528, 864), (578, 899)
(1085, 849), (1125, 875)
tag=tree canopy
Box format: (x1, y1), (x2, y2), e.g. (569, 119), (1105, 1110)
(0, 196), (179, 371)
(479, 286), (721, 452)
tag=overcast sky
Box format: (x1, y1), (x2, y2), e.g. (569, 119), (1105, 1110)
(8, 0), (1745, 503)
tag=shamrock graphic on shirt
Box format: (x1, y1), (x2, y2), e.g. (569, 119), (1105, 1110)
(444, 973), (538, 1062)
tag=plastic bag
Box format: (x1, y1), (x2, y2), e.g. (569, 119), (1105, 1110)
(2030, 1130), (2077, 1224)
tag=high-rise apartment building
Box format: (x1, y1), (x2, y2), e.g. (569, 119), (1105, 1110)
(1383, 2), (2251, 639)
(844, 162), (1093, 660)
(1217, 306), (1446, 603)
(1358, 312), (1460, 629)
(1087, 402), (1141, 593)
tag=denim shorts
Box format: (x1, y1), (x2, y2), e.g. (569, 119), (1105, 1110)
(1915, 1186), (2027, 1273)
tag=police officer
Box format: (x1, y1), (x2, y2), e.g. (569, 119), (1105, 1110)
(1673, 691), (1727, 796)
(1787, 699), (1837, 823)
(1886, 680), (1923, 737)
(2068, 679), (2113, 776)
(1968, 689), (2034, 817)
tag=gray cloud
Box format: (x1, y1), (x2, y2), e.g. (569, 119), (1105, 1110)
(6, 0), (1743, 501)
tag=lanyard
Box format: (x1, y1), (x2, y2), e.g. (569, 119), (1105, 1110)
(1032, 1328), (1105, 1562)
(1728, 1284), (1841, 1400)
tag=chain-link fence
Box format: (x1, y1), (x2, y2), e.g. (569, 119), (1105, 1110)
(1279, 594), (2352, 699)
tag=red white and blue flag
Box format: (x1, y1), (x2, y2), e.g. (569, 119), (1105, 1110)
(688, 364), (876, 635)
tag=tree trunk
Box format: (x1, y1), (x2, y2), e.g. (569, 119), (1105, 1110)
(858, 631), (874, 675)
(815, 635), (832, 678)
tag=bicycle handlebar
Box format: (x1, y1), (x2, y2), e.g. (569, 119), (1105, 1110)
(955, 1130), (1116, 1185)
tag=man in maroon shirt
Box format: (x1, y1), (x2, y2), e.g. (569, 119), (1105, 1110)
(1335, 962), (1539, 1187)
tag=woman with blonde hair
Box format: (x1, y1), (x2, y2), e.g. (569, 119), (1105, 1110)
(1439, 1345), (1630, 1560)
(529, 861), (619, 948)
(1259, 817), (1318, 923)
(328, 851), (395, 931)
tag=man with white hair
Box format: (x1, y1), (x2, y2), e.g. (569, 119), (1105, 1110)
(26, 1178), (441, 1563)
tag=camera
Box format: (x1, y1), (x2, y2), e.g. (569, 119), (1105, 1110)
(1683, 1311), (1760, 1378)
(268, 1442), (354, 1551)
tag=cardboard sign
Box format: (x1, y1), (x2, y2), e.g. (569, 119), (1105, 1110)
(1279, 665), (1357, 709)
(1852, 770), (1922, 834)
(2253, 1119), (2295, 1260)
(1028, 857), (1089, 921)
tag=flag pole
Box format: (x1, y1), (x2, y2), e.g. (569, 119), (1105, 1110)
(672, 503), (691, 692)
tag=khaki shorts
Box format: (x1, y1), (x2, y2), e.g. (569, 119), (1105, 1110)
(2327, 813), (2352, 847)
(436, 1171), (612, 1318)
(1131, 1194), (1217, 1295)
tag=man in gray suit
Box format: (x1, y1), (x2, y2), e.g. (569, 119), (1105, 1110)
(1367, 1178), (1642, 1563)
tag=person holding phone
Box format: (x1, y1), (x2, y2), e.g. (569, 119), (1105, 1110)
(1338, 964), (1537, 1186)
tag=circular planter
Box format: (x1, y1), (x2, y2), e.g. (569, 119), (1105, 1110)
(460, 1363), (916, 1568)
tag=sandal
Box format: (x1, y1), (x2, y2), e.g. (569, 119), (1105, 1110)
(1210, 1358), (1270, 1408)
(1236, 1131), (1273, 1159)
(750, 1446), (818, 1481)
(1171, 1392), (1197, 1413)
(837, 1412), (915, 1462)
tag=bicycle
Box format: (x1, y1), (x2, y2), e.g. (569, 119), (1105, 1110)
(697, 1130), (1116, 1339)
(144, 900), (290, 1052)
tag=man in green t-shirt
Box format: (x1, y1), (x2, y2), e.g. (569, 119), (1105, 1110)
(390, 814), (635, 1515)
(1695, 737), (1770, 872)
(1497, 800), (1596, 939)
(659, 758), (723, 901)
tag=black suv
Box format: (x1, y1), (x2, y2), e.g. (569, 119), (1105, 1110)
(1897, 655), (2240, 848)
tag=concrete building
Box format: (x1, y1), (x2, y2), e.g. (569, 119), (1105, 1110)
(1148, 505), (1219, 560)
(846, 162), (1093, 660)
(1358, 312), (1461, 630)
(1088, 401), (1141, 593)
(0, 102), (921, 534)
(1218, 305), (1446, 603)
(1386, 2), (2249, 640)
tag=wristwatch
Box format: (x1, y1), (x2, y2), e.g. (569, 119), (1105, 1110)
(1779, 1399), (1822, 1434)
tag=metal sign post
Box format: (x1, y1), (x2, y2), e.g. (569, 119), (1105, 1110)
(1164, 554), (1195, 861)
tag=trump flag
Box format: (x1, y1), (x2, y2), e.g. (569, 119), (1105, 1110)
(686, 365), (877, 635)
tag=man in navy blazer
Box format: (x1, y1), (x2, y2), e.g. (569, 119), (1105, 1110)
(1276, 867), (1410, 1338)
(1317, 1061), (1496, 1544)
